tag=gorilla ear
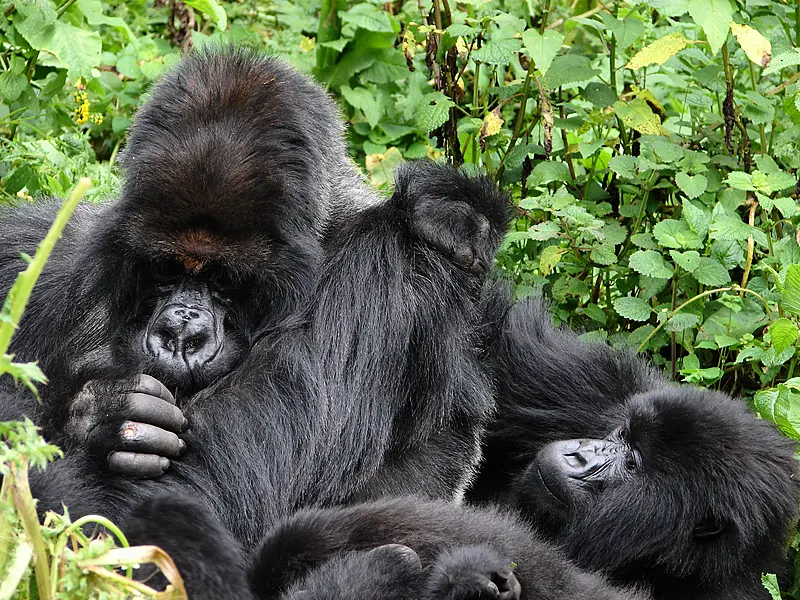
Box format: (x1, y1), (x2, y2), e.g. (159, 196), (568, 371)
(693, 515), (726, 540)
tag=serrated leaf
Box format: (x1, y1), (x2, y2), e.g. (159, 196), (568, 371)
(682, 199), (709, 239)
(771, 197), (797, 218)
(522, 29), (564, 76)
(687, 0), (733, 56)
(609, 155), (638, 179)
(675, 172), (707, 199)
(528, 221), (561, 241)
(626, 33), (690, 70)
(341, 86), (384, 128)
(782, 264), (800, 317)
(763, 48), (800, 76)
(670, 249), (701, 272)
(629, 233), (656, 250)
(539, 246), (568, 275)
(692, 257), (730, 286)
(415, 92), (455, 134)
(341, 3), (396, 32)
(730, 22), (771, 68)
(473, 38), (522, 65)
(528, 161), (571, 186)
(654, 219), (703, 249)
(765, 171), (797, 192)
(543, 55), (601, 89)
(769, 318), (798, 355)
(613, 98), (665, 135)
(762, 574), (782, 600)
(724, 171), (755, 190)
(664, 312), (701, 332)
(614, 296), (653, 321)
(183, 0), (227, 29)
(629, 250), (674, 279)
(590, 243), (618, 265)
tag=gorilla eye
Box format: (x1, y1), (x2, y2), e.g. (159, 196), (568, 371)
(624, 449), (640, 471)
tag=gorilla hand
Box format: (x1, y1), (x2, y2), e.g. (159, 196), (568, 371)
(426, 546), (521, 600)
(67, 374), (188, 478)
(398, 163), (509, 276)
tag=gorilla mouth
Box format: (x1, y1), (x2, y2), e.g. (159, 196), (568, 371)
(536, 465), (567, 506)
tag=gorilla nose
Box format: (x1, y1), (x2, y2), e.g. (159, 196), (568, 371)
(145, 305), (221, 367)
(559, 439), (608, 478)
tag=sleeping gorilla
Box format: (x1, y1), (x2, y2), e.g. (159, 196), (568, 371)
(468, 297), (800, 600)
(122, 492), (651, 600)
(0, 47), (508, 550)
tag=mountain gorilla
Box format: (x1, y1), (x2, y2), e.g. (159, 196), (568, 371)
(122, 492), (651, 600)
(468, 298), (799, 600)
(0, 48), (508, 551)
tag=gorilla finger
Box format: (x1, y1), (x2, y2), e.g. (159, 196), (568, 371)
(131, 374), (176, 405)
(119, 421), (186, 458)
(108, 451), (170, 479)
(128, 393), (188, 432)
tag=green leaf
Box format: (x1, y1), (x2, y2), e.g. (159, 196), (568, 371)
(765, 171), (797, 192)
(415, 92), (455, 134)
(613, 98), (665, 135)
(473, 38), (522, 65)
(528, 161), (571, 186)
(539, 246), (568, 275)
(609, 155), (638, 179)
(521, 29), (564, 76)
(626, 33), (690, 70)
(724, 171), (755, 191)
(543, 55), (601, 89)
(762, 574), (782, 600)
(654, 219), (703, 249)
(629, 250), (674, 279)
(183, 0), (227, 29)
(763, 48), (800, 77)
(782, 264), (800, 317)
(692, 257), (730, 286)
(664, 312), (701, 332)
(582, 82), (616, 107)
(675, 172), (707, 199)
(340, 86), (383, 128)
(687, 0), (733, 56)
(682, 199), (709, 239)
(0, 56), (28, 102)
(528, 222), (561, 241)
(769, 318), (798, 355)
(340, 3), (396, 32)
(669, 249), (701, 272)
(590, 243), (618, 265)
(631, 233), (658, 249)
(614, 296), (653, 321)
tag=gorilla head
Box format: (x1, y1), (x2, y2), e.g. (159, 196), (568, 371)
(83, 48), (368, 396)
(517, 386), (799, 591)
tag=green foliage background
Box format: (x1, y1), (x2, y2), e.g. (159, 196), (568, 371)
(1, 0), (800, 592)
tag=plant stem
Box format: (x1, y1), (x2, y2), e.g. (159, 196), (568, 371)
(637, 285), (774, 353)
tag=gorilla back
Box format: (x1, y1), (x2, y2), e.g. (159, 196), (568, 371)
(0, 48), (508, 551)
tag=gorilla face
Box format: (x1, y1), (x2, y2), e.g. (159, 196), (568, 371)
(517, 387), (799, 582)
(133, 270), (248, 394)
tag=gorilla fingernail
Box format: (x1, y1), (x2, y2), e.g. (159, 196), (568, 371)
(160, 457), (170, 472)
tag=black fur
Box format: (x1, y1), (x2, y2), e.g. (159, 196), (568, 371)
(0, 48), (509, 554)
(470, 297), (800, 600)
(249, 496), (651, 600)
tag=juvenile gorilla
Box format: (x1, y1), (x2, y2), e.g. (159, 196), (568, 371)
(0, 48), (509, 550)
(123, 493), (651, 600)
(469, 298), (799, 600)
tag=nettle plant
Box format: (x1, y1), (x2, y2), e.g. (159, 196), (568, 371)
(311, 0), (800, 436)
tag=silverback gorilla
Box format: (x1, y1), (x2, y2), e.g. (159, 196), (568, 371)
(469, 297), (800, 600)
(0, 47), (509, 551)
